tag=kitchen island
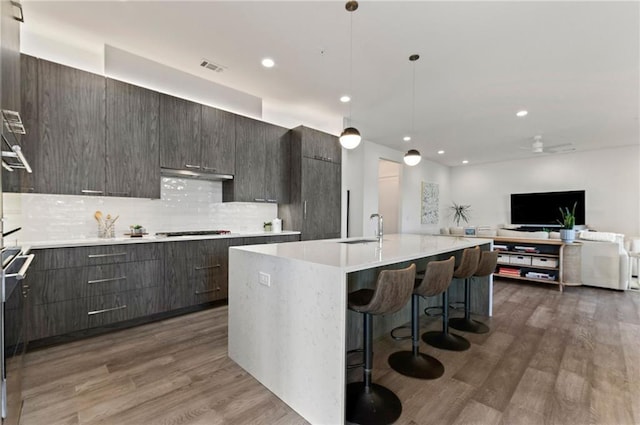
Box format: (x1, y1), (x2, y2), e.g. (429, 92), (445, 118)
(228, 233), (493, 424)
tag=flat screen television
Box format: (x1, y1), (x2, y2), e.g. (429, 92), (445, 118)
(510, 190), (585, 227)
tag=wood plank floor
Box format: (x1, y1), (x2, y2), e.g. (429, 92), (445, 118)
(17, 279), (640, 425)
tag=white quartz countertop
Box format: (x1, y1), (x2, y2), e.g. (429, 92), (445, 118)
(20, 231), (301, 250)
(231, 233), (493, 272)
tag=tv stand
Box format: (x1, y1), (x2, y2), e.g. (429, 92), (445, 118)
(493, 237), (581, 292)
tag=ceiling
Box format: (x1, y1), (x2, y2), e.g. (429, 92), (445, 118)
(21, 1), (640, 167)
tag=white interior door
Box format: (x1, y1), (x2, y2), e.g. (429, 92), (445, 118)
(378, 159), (401, 234)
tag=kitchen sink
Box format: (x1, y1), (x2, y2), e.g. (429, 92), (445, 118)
(339, 238), (379, 244)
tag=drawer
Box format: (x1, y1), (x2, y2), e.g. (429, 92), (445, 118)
(30, 298), (88, 340)
(531, 257), (558, 268)
(509, 255), (532, 266)
(30, 260), (163, 305)
(32, 243), (163, 270)
(193, 273), (228, 304)
(86, 287), (165, 328)
(497, 254), (510, 264)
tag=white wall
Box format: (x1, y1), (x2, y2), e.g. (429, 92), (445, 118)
(449, 145), (640, 236)
(343, 140), (452, 237)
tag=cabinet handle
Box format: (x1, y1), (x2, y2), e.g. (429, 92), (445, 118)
(185, 164), (201, 169)
(195, 287), (221, 295)
(81, 189), (104, 194)
(202, 166), (217, 172)
(304, 200), (307, 219)
(254, 198), (266, 202)
(88, 252), (127, 259)
(88, 305), (127, 316)
(266, 199), (278, 203)
(87, 276), (127, 284)
(194, 264), (221, 270)
(108, 191), (130, 196)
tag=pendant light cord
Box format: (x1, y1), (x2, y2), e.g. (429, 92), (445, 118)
(348, 10), (354, 126)
(411, 58), (416, 135)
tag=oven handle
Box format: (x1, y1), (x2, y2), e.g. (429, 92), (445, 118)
(4, 254), (35, 281)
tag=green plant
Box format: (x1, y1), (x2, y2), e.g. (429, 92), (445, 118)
(130, 224), (143, 230)
(450, 202), (471, 226)
(557, 202), (577, 229)
(263, 221), (272, 230)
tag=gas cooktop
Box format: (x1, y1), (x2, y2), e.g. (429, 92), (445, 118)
(155, 230), (231, 237)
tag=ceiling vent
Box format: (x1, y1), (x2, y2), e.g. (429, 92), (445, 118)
(200, 59), (226, 73)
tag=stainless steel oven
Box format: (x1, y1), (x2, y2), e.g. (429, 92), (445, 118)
(1, 248), (33, 423)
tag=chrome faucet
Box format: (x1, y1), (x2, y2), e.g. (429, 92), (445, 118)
(370, 213), (383, 242)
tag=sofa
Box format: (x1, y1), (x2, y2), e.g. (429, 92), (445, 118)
(440, 227), (630, 290)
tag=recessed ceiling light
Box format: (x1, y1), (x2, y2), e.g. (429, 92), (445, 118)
(462, 160), (469, 164)
(340, 95), (351, 103)
(403, 136), (411, 142)
(437, 150), (445, 155)
(516, 110), (528, 117)
(261, 58), (275, 68)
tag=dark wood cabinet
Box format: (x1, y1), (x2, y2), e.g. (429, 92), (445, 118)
(300, 157), (341, 240)
(224, 116), (290, 203)
(3, 54), (36, 193)
(300, 125), (341, 164)
(159, 93), (201, 170)
(35, 59), (106, 195)
(201, 105), (235, 175)
(28, 243), (165, 341)
(279, 126), (342, 240)
(106, 79), (160, 198)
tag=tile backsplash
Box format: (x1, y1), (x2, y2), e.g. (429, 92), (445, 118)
(3, 177), (278, 244)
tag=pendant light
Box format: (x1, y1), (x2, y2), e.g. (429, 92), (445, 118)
(404, 54), (422, 166)
(340, 1), (361, 150)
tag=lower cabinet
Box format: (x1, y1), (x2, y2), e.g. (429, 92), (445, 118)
(164, 238), (243, 310)
(27, 235), (300, 342)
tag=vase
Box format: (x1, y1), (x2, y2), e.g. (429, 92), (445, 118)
(560, 228), (575, 243)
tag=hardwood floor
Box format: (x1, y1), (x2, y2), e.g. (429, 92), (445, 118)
(17, 279), (640, 425)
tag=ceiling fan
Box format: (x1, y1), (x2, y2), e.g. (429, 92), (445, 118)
(522, 135), (574, 154)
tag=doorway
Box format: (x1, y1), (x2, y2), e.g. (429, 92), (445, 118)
(378, 159), (401, 234)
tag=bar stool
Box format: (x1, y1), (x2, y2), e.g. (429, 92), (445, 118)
(422, 246), (480, 351)
(346, 263), (416, 425)
(388, 256), (455, 379)
(449, 250), (498, 334)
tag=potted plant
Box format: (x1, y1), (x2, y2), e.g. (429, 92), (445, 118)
(263, 221), (272, 232)
(450, 202), (471, 227)
(557, 202), (577, 243)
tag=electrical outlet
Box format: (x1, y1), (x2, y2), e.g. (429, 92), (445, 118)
(259, 272), (271, 287)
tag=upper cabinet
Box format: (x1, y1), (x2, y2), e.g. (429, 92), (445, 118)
(278, 126), (341, 240)
(36, 59), (106, 195)
(159, 93), (201, 171)
(159, 96), (236, 176)
(201, 105), (235, 175)
(106, 79), (160, 199)
(223, 116), (290, 203)
(300, 126), (341, 164)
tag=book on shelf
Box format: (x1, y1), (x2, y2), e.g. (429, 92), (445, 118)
(514, 245), (539, 253)
(524, 271), (556, 280)
(493, 244), (508, 251)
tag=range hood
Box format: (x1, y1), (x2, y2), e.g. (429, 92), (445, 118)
(160, 167), (233, 182)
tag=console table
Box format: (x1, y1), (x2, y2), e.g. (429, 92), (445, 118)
(493, 237), (581, 292)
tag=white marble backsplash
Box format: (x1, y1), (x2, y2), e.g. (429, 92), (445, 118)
(3, 177), (278, 245)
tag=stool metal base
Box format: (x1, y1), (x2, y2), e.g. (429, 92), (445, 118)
(345, 382), (402, 425)
(449, 317), (490, 334)
(388, 351), (444, 380)
(422, 331), (470, 351)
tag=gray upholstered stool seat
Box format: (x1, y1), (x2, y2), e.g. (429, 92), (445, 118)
(388, 256), (455, 379)
(449, 249), (498, 334)
(422, 246), (480, 351)
(346, 263), (416, 425)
